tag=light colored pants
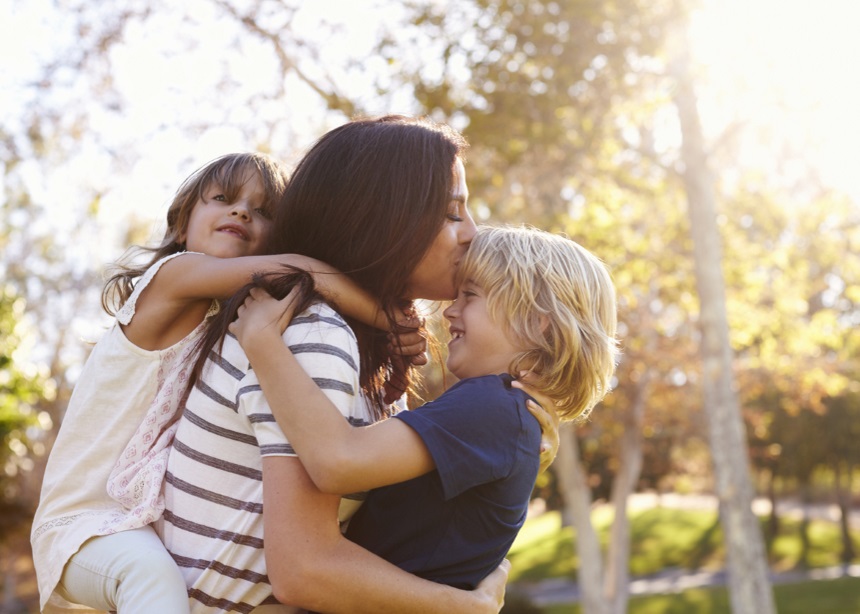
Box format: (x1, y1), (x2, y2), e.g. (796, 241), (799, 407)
(56, 526), (190, 614)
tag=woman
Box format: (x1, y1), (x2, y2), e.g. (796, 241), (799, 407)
(158, 116), (549, 613)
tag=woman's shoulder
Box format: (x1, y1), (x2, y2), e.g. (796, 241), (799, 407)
(284, 300), (359, 361)
(291, 301), (356, 337)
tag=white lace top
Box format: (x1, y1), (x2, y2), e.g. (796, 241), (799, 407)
(30, 252), (218, 612)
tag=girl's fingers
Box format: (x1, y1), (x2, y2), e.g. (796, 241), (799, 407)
(409, 353), (428, 366)
(388, 340), (426, 355)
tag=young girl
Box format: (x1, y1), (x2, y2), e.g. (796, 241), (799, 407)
(30, 152), (406, 614)
(231, 224), (619, 590)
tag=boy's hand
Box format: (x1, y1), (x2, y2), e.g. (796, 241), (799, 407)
(512, 372), (560, 473)
(230, 286), (301, 353)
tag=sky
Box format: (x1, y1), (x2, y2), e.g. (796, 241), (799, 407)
(689, 0), (860, 201)
(2, 0), (859, 253)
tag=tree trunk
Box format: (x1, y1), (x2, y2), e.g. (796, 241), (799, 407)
(604, 373), (650, 614)
(834, 462), (856, 565)
(798, 480), (812, 568)
(557, 425), (611, 614)
(670, 33), (777, 614)
(766, 468), (779, 551)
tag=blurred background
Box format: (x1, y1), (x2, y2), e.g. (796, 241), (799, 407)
(1, 0), (858, 612)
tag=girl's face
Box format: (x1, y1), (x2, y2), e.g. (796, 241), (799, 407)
(405, 159), (477, 300)
(181, 170), (272, 258)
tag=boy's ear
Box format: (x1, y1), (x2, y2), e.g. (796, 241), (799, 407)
(539, 314), (550, 335)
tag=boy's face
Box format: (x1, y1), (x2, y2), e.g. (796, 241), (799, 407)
(443, 280), (524, 380)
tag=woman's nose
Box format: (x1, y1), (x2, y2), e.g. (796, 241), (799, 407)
(460, 212), (477, 244)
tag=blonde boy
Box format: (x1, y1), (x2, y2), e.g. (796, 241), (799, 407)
(232, 224), (619, 590)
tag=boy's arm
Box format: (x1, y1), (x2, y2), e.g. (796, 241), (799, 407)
(231, 288), (436, 494)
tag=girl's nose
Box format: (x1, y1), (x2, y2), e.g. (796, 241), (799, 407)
(443, 301), (458, 321)
(230, 201), (252, 221)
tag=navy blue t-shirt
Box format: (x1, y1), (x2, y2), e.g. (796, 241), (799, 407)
(345, 373), (542, 589)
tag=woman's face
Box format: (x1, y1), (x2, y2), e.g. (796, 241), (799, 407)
(406, 159), (477, 301)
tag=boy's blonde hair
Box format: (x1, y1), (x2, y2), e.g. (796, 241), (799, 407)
(455, 225), (618, 421)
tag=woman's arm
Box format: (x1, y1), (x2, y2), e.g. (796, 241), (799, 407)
(513, 376), (560, 473)
(262, 456), (507, 614)
(233, 287), (435, 493)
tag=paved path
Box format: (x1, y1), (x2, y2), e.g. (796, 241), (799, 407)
(515, 565), (860, 607)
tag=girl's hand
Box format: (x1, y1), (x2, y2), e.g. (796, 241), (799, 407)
(387, 312), (428, 367)
(472, 559), (510, 613)
(229, 286), (301, 352)
(512, 372), (560, 474)
(382, 310), (428, 404)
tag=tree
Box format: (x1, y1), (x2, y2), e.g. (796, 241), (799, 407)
(0, 284), (48, 540)
(669, 28), (776, 613)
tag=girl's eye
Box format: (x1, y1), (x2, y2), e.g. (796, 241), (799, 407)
(462, 290), (477, 298)
(447, 213), (464, 222)
(255, 207), (273, 220)
(213, 194), (227, 202)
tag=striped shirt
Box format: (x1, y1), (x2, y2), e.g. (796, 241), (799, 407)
(158, 302), (371, 613)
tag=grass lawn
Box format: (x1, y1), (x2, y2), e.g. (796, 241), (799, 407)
(508, 507), (860, 583)
(539, 577), (860, 613)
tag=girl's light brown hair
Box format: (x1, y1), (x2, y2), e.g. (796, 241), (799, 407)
(101, 152), (289, 315)
(456, 225), (619, 421)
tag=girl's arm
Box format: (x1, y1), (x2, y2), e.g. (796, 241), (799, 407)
(156, 252), (389, 328)
(232, 287), (435, 494)
(123, 252), (391, 351)
(263, 456), (508, 613)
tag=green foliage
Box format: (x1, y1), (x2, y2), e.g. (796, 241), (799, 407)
(0, 284), (48, 539)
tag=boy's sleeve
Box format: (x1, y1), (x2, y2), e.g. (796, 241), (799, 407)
(395, 378), (529, 499)
(238, 303), (364, 456)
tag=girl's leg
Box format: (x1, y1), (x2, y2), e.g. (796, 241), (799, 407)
(57, 526), (190, 614)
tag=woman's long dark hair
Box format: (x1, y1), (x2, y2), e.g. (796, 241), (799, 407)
(192, 115), (468, 415)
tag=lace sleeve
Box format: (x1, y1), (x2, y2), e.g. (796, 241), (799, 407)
(116, 251), (203, 325)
